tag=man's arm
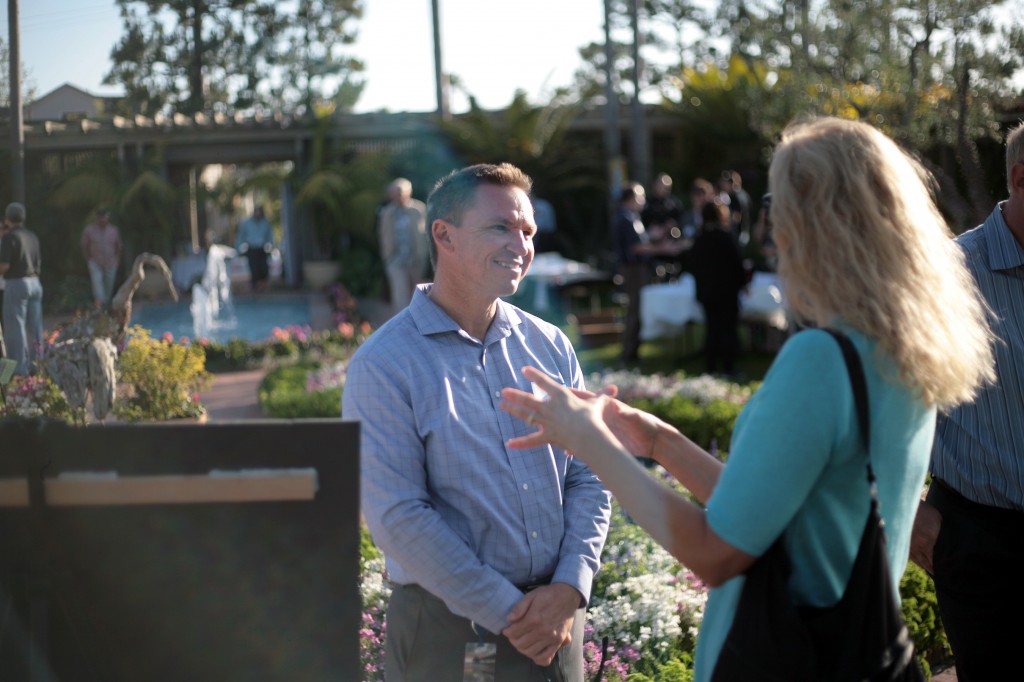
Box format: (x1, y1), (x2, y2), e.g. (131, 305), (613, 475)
(909, 498), (941, 575)
(0, 262), (8, 275)
(345, 352), (524, 635)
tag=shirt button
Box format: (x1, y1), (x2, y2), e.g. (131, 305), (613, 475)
(494, 391), (501, 398)
(531, 531), (538, 539)
(522, 483), (529, 490)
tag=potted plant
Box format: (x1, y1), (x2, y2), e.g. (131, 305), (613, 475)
(114, 326), (213, 422)
(1, 373), (82, 425)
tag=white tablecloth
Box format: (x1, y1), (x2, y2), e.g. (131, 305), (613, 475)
(520, 252), (604, 312)
(640, 272), (788, 340)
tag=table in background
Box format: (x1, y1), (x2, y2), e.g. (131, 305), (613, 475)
(505, 252), (612, 321)
(640, 271), (789, 341)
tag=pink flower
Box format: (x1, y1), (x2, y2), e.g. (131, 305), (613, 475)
(162, 332), (174, 343)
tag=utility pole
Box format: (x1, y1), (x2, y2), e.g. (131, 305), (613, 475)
(603, 0), (624, 216)
(628, 0), (649, 188)
(8, 0), (25, 203)
(431, 0), (449, 119)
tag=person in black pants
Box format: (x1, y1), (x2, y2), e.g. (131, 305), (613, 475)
(691, 200), (746, 376)
(910, 120), (1024, 682)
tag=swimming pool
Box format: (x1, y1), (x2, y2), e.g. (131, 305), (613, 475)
(132, 295), (314, 343)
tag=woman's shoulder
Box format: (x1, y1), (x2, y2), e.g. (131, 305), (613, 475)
(776, 327), (848, 363)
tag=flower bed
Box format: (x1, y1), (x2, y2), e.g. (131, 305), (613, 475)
(0, 373), (80, 424)
(259, 363), (948, 679)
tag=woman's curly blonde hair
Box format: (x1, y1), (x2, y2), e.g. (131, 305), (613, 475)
(769, 117), (995, 410)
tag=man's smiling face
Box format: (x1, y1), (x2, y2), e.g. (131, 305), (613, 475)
(445, 183), (537, 300)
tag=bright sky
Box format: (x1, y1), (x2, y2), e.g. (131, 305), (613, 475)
(4, 0), (607, 114)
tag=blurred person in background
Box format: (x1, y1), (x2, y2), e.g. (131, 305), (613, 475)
(236, 205), (275, 292)
(80, 207), (122, 309)
(691, 200), (747, 377)
(0, 203), (44, 376)
(378, 177), (427, 315)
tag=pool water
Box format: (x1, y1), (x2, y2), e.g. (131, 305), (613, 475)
(132, 296), (313, 343)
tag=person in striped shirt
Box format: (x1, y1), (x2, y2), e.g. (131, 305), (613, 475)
(910, 120), (1024, 682)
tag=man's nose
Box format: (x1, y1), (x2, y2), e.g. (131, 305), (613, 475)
(508, 230), (532, 255)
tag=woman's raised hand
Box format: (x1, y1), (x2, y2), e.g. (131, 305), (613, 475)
(501, 367), (609, 455)
(502, 367), (667, 461)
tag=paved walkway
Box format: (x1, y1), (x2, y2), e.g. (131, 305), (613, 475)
(198, 368), (267, 421)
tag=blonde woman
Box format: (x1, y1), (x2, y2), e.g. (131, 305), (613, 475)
(501, 117), (995, 680)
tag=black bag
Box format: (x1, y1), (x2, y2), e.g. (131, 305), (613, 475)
(711, 329), (924, 682)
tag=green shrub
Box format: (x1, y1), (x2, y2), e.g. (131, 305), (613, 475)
(114, 326), (212, 421)
(628, 396), (742, 452)
(900, 562), (948, 676)
(338, 240), (384, 299)
(258, 362), (342, 418)
(361, 524), (381, 564)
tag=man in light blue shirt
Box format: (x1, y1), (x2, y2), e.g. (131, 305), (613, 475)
(235, 206), (274, 292)
(344, 163), (611, 681)
(911, 121), (1024, 682)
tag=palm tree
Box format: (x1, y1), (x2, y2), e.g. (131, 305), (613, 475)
(436, 91), (606, 259)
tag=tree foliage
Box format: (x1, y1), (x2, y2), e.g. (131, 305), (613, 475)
(435, 91), (609, 258)
(0, 37), (37, 109)
(570, 1), (1023, 228)
(709, 0), (1024, 227)
(573, 0), (716, 106)
(105, 0), (364, 117)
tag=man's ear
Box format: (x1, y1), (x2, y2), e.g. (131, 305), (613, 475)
(432, 219), (454, 255)
(1011, 161), (1024, 197)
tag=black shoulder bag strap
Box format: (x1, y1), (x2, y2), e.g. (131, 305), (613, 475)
(823, 329), (873, 486)
(814, 328), (924, 681)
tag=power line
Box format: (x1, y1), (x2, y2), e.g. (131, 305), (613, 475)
(0, 3), (119, 35)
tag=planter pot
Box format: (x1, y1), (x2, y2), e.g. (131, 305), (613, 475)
(303, 260), (341, 291)
(155, 410), (209, 425)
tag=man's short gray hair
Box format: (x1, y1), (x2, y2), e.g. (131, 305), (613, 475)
(1006, 121), (1024, 194)
(5, 202), (25, 224)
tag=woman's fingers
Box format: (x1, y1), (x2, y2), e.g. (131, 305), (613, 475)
(501, 399), (536, 425)
(501, 387), (545, 413)
(521, 366), (562, 394)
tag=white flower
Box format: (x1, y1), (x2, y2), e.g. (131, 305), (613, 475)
(360, 555), (391, 609)
(306, 360), (348, 393)
(586, 369), (752, 405)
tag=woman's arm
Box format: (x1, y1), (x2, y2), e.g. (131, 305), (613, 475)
(502, 367), (754, 586)
(646, 419), (723, 505)
(594, 396), (723, 505)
